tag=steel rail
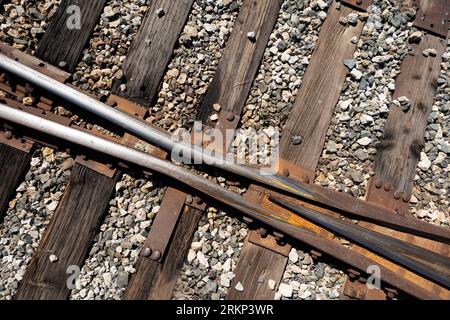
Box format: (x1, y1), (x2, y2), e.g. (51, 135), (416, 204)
(0, 103), (445, 299)
(270, 196), (450, 289)
(0, 53), (450, 244)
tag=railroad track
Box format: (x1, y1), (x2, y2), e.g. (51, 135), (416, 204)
(0, 0), (449, 301)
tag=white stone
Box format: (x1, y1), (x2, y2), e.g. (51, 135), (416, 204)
(300, 290), (312, 299)
(222, 258), (232, 272)
(196, 251), (209, 268)
(288, 249), (298, 263)
(417, 209), (429, 218)
(102, 272), (112, 287)
(350, 69), (363, 80)
(339, 100), (351, 111)
(45, 201), (59, 211)
(360, 114), (373, 125)
(281, 52), (290, 62)
(187, 249), (196, 263)
(357, 137), (371, 146)
(235, 282), (244, 292)
(278, 283), (293, 298)
(191, 241), (202, 251)
(418, 152), (431, 170)
(220, 274), (231, 287)
(268, 279), (276, 290)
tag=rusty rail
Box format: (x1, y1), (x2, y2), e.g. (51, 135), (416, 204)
(270, 196), (450, 289)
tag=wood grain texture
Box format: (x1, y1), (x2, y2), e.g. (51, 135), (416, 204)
(15, 163), (119, 300)
(279, 2), (363, 170)
(0, 144), (32, 221)
(373, 34), (447, 193)
(123, 205), (203, 300)
(36, 0), (106, 72)
(116, 0), (195, 105)
(354, 33), (450, 299)
(227, 241), (287, 300)
(228, 2), (366, 301)
(196, 0), (283, 123)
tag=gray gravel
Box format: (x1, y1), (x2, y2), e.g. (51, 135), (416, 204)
(71, 0), (148, 96)
(0, 0), (60, 54)
(410, 41), (450, 226)
(0, 147), (73, 300)
(276, 248), (345, 300)
(316, 1), (416, 199)
(172, 210), (247, 300)
(147, 0), (241, 132)
(70, 173), (166, 300)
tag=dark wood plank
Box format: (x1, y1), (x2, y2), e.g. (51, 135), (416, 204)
(36, 0), (106, 72)
(0, 144), (32, 221)
(196, 0), (283, 123)
(279, 2), (364, 171)
(349, 32), (450, 299)
(227, 241), (287, 300)
(123, 205), (203, 300)
(373, 34), (447, 193)
(15, 163), (119, 300)
(116, 0), (195, 105)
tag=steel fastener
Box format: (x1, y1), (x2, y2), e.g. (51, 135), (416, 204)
(142, 247), (152, 257)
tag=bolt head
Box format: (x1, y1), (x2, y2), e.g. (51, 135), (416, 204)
(259, 228), (268, 238)
(226, 113), (235, 122)
(4, 131), (12, 139)
(374, 179), (383, 188)
(402, 193), (411, 203)
(142, 247), (152, 257)
(151, 251), (162, 260)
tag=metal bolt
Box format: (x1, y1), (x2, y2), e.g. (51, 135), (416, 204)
(303, 175), (310, 184)
(402, 193), (411, 203)
(142, 247), (152, 257)
(151, 251), (162, 260)
(374, 179), (383, 188)
(259, 228), (268, 238)
(356, 0), (363, 4)
(186, 194), (193, 204)
(196, 197), (203, 205)
(226, 113), (235, 122)
(4, 131), (12, 139)
(282, 169), (290, 177)
(393, 190), (402, 200)
(383, 183), (392, 192)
